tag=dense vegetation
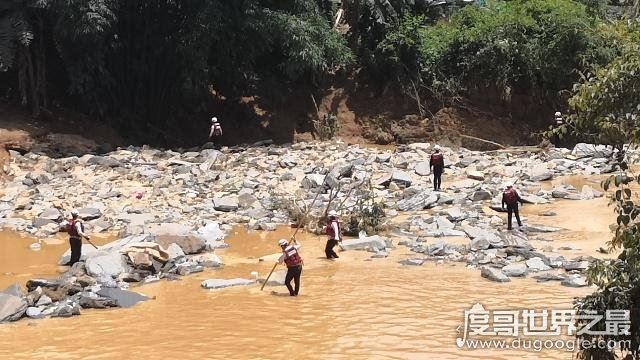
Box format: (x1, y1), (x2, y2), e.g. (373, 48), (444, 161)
(0, 0), (637, 145)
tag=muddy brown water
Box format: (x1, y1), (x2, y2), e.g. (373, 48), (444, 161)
(0, 196), (614, 359)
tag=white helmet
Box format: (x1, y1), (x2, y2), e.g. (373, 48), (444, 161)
(328, 210), (338, 217)
(434, 145), (441, 151)
(70, 209), (79, 217)
(211, 117), (218, 123)
(505, 182), (513, 188)
(278, 239), (288, 247)
(554, 111), (561, 117)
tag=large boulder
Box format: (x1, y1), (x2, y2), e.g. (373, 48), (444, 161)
(146, 223), (206, 254)
(396, 192), (439, 211)
(212, 196), (239, 212)
(341, 233), (388, 251)
(414, 162), (431, 176)
(390, 170), (412, 187)
(86, 253), (129, 278)
(259, 270), (287, 286)
(502, 264), (528, 277)
(77, 207), (102, 220)
(201, 278), (255, 290)
(0, 293), (27, 322)
(571, 143), (612, 159)
(481, 266), (510, 283)
(194, 222), (226, 250)
(96, 288), (148, 308)
(301, 174), (326, 189)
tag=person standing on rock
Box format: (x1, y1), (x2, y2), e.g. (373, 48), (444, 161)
(209, 117), (223, 148)
(429, 145), (445, 191)
(502, 183), (524, 230)
(60, 209), (91, 266)
(277, 239), (303, 296)
(324, 210), (342, 259)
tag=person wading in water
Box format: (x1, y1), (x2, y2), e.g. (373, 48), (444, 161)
(60, 209), (91, 266)
(502, 183), (524, 230)
(277, 239), (303, 296)
(324, 210), (341, 259)
(430, 145), (445, 191)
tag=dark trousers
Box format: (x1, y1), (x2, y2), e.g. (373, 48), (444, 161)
(285, 265), (302, 296)
(69, 237), (82, 265)
(507, 204), (522, 230)
(433, 169), (443, 190)
(325, 239), (339, 259)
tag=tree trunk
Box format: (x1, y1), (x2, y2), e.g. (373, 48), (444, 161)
(25, 46), (40, 118)
(37, 14), (48, 110)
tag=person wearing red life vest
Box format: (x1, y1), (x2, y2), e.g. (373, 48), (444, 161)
(429, 145), (445, 191)
(501, 183), (524, 230)
(59, 209), (91, 266)
(324, 210), (341, 259)
(277, 238), (303, 296)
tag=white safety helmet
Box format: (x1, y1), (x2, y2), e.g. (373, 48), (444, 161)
(211, 117), (218, 123)
(70, 209), (79, 217)
(278, 239), (288, 247)
(554, 111), (561, 117)
(434, 145), (441, 151)
(505, 182), (513, 189)
(328, 210), (338, 217)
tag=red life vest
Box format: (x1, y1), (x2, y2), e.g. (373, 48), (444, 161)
(67, 219), (83, 238)
(503, 188), (519, 205)
(283, 245), (302, 267)
(326, 219), (341, 239)
(430, 153), (444, 168)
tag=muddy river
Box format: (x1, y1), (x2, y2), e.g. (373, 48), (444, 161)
(0, 175), (613, 359)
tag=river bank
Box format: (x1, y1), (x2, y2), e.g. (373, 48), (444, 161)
(0, 140), (626, 342)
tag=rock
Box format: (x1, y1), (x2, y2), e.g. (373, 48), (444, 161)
(414, 162), (431, 176)
(466, 170), (484, 181)
(78, 295), (118, 309)
(213, 196), (239, 212)
(526, 257), (551, 271)
(50, 302), (81, 318)
(87, 156), (121, 168)
(396, 192), (439, 211)
(502, 264), (528, 277)
(177, 264), (204, 275)
(470, 237), (491, 251)
(561, 275), (588, 288)
(96, 288), (148, 308)
(26, 306), (43, 318)
(85, 253), (129, 278)
(471, 190), (492, 201)
(29, 243), (41, 251)
(2, 284), (22, 298)
(341, 234), (387, 251)
(201, 278), (255, 290)
(399, 259), (425, 266)
(581, 186), (603, 200)
(78, 207), (102, 220)
(39, 208), (62, 221)
(428, 241), (446, 256)
(155, 235), (205, 255)
(195, 222), (226, 249)
(533, 273), (566, 282)
(481, 266), (511, 283)
(571, 143), (612, 159)
(258, 270), (286, 286)
(76, 275), (97, 288)
(35, 294), (52, 307)
(238, 193), (257, 208)
(563, 260), (590, 271)
(390, 170), (412, 187)
(0, 293), (27, 322)
(525, 224), (562, 233)
(192, 253), (223, 268)
(528, 165), (553, 182)
(301, 174), (326, 189)
(445, 206), (467, 222)
(166, 243), (185, 260)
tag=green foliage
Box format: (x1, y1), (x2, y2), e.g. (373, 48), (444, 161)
(549, 21), (640, 148)
(377, 0), (600, 104)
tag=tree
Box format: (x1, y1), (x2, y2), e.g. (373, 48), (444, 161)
(0, 0), (51, 116)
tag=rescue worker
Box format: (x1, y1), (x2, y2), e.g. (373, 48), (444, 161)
(429, 145), (445, 191)
(209, 117), (223, 148)
(277, 239), (303, 296)
(501, 183), (524, 230)
(60, 209), (90, 266)
(324, 210), (341, 259)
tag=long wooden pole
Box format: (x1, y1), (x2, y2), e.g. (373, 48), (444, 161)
(261, 168), (331, 291)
